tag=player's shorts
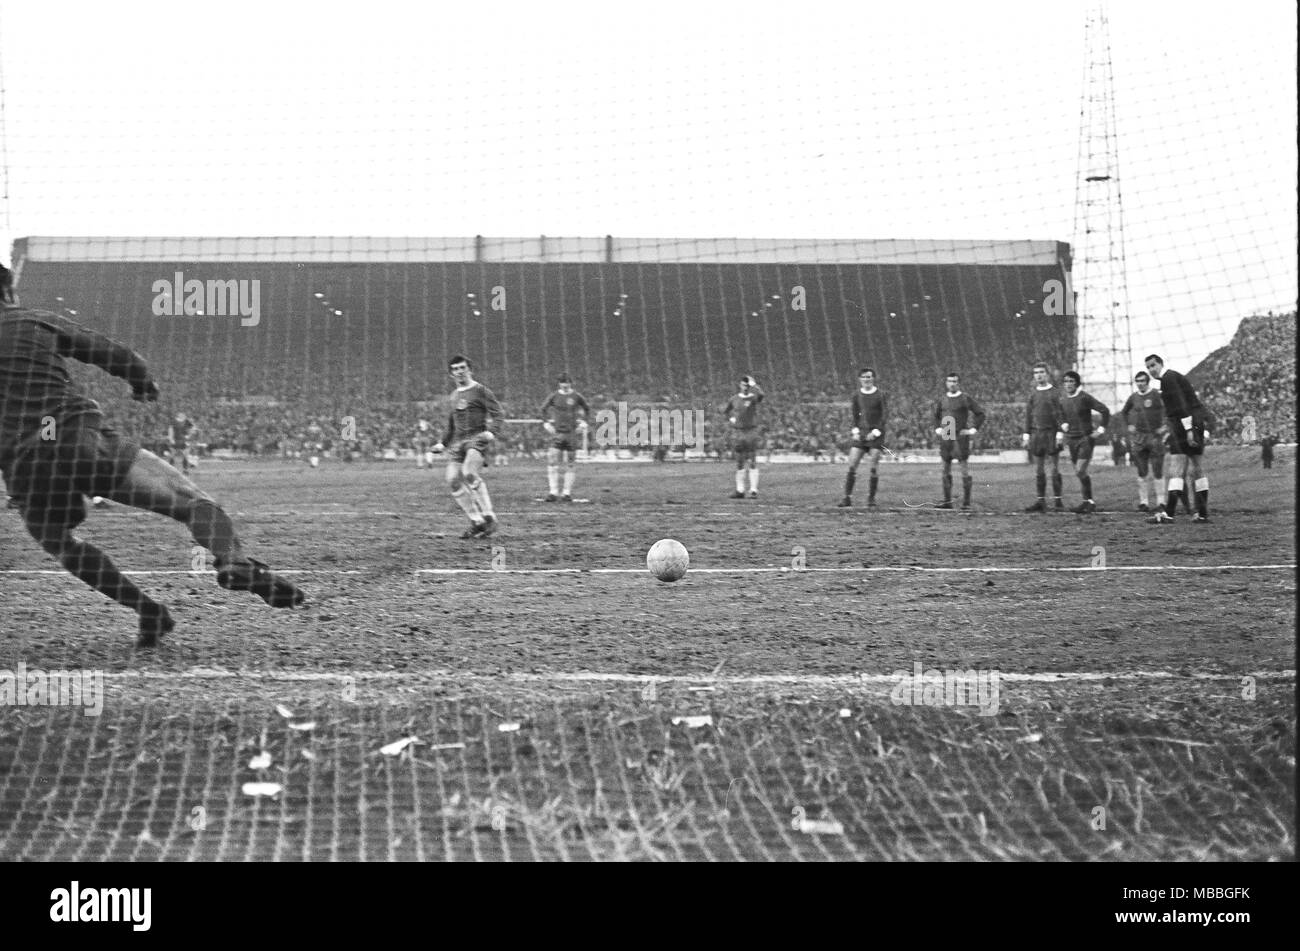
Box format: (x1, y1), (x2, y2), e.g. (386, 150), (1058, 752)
(550, 434), (581, 453)
(1129, 432), (1165, 461)
(852, 435), (884, 453)
(448, 433), (494, 463)
(732, 431), (764, 456)
(1166, 417), (1206, 457)
(939, 435), (972, 463)
(2, 424), (139, 529)
(1027, 430), (1063, 457)
(1065, 435), (1094, 464)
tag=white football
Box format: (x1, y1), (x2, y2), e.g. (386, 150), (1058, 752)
(647, 538), (689, 582)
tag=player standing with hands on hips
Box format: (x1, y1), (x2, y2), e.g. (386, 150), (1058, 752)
(1022, 363), (1066, 512)
(434, 356), (504, 538)
(1058, 370), (1111, 514)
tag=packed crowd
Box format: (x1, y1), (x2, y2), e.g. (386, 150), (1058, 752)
(71, 311), (1291, 459)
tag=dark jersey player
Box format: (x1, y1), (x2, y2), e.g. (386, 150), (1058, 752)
(1058, 371), (1111, 514)
(1120, 371), (1166, 511)
(725, 376), (764, 498)
(1022, 363), (1066, 512)
(932, 373), (985, 510)
(838, 368), (886, 507)
(433, 355), (504, 538)
(0, 265), (303, 647)
(1144, 354), (1211, 523)
(539, 373), (590, 501)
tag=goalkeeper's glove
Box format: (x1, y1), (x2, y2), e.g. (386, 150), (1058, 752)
(934, 427), (945, 437)
(851, 427), (861, 439)
(1093, 426), (1107, 438)
(867, 429), (881, 440)
(1055, 431), (1065, 444)
(961, 428), (978, 436)
(1181, 416), (1194, 432)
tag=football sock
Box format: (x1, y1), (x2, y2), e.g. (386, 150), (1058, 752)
(735, 470), (746, 493)
(867, 473), (877, 502)
(1080, 475), (1092, 501)
(451, 485), (483, 523)
(844, 470), (857, 497)
(1165, 477), (1184, 517)
(941, 472), (952, 501)
(189, 500), (244, 564)
(1035, 471), (1046, 498)
(469, 478), (494, 518)
(1138, 477), (1147, 506)
(962, 475), (973, 506)
(1051, 472), (1062, 499)
(748, 468), (760, 492)
(563, 468), (576, 495)
(60, 538), (155, 615)
(547, 465), (560, 495)
(1194, 476), (1209, 516)
(1181, 489), (1192, 513)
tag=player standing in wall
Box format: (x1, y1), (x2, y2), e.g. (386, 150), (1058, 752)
(1058, 371), (1111, 514)
(433, 356), (504, 538)
(932, 373), (985, 510)
(838, 368), (886, 508)
(1022, 363), (1066, 512)
(540, 373), (590, 501)
(1120, 371), (1166, 512)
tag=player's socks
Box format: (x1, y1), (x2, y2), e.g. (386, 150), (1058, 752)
(1164, 477), (1184, 518)
(962, 475), (972, 507)
(867, 473), (877, 503)
(547, 466), (560, 496)
(735, 470), (746, 494)
(563, 469), (576, 496)
(1080, 475), (1092, 501)
(1035, 471), (1046, 498)
(1194, 476), (1209, 517)
(844, 470), (857, 498)
(188, 499), (245, 563)
(470, 479), (495, 518)
(451, 485), (484, 524)
(1181, 489), (1193, 514)
(748, 469), (760, 492)
(1051, 472), (1063, 500)
(941, 472), (953, 502)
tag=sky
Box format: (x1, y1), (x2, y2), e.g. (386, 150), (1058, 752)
(0, 0), (1295, 371)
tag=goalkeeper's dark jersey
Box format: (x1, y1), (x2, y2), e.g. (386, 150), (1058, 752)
(0, 307), (150, 469)
(442, 382), (504, 444)
(1156, 369), (1204, 421)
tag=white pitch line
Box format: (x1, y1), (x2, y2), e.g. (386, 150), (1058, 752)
(1, 564), (1293, 577)
(416, 564), (1297, 575)
(94, 668), (1296, 685)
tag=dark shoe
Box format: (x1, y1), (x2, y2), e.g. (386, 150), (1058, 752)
(1024, 500), (1046, 513)
(1054, 498), (1065, 510)
(747, 491), (758, 499)
(460, 522), (486, 539)
(936, 500), (954, 510)
(216, 558), (305, 608)
(137, 603), (175, 648)
(560, 494), (573, 503)
(545, 494), (558, 502)
(1138, 503), (1149, 513)
(1071, 501), (1094, 514)
(836, 497), (852, 508)
(478, 515), (499, 536)
(730, 491), (745, 499)
(1192, 513), (1210, 523)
